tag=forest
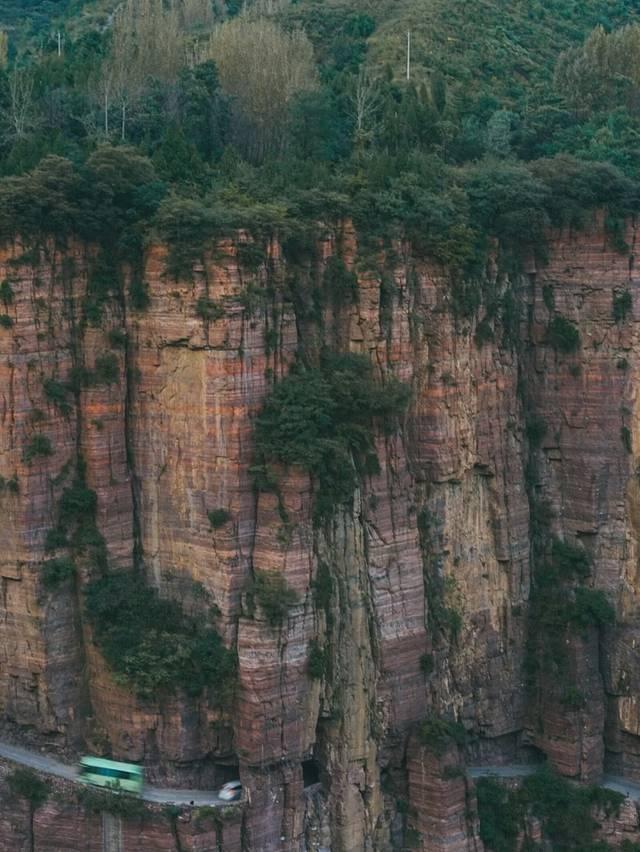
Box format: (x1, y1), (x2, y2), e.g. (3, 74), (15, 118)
(0, 0), (638, 271)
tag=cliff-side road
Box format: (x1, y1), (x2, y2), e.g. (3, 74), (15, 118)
(468, 765), (640, 800)
(0, 740), (224, 806)
(2, 739), (639, 811)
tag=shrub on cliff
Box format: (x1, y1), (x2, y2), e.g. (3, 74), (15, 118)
(43, 377), (72, 415)
(208, 508), (231, 529)
(549, 537), (591, 581)
(322, 255), (358, 306)
(253, 570), (298, 627)
(0, 474), (19, 494)
(77, 786), (146, 818)
(41, 557), (76, 590)
(613, 289), (633, 322)
(23, 434), (53, 462)
(525, 415), (548, 448)
(196, 297), (224, 321)
(44, 472), (107, 573)
(59, 481), (97, 527)
(155, 197), (219, 277)
(307, 639), (328, 678)
(129, 277), (151, 311)
(476, 777), (522, 852)
(418, 716), (466, 755)
(85, 570), (236, 700)
(570, 587), (615, 628)
(0, 280), (14, 305)
(7, 769), (48, 807)
(524, 767), (623, 848)
(546, 315), (581, 353)
(66, 354), (120, 390)
(478, 767), (625, 851)
(253, 352), (410, 520)
(527, 536), (614, 685)
(92, 353), (120, 385)
(155, 193), (293, 278)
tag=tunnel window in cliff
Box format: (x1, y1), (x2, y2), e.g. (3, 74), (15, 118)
(302, 758), (321, 788)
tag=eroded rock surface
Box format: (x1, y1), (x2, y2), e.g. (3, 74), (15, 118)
(1, 219), (639, 849)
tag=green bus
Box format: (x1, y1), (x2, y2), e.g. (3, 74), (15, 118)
(78, 756), (144, 794)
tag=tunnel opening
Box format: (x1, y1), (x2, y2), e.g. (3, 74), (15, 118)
(303, 758), (321, 788)
(216, 763), (241, 784)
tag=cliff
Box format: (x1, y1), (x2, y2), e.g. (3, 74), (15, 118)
(0, 216), (639, 849)
(0, 758), (244, 851)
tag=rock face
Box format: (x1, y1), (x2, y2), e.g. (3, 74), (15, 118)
(0, 758), (243, 851)
(0, 217), (639, 849)
(407, 736), (482, 851)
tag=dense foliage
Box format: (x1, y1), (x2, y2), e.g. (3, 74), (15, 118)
(253, 351), (409, 519)
(526, 536), (614, 687)
(41, 458), (236, 702)
(418, 715), (466, 755)
(85, 570), (236, 699)
(7, 768), (48, 807)
(0, 0), (638, 278)
(252, 569), (298, 627)
(41, 556), (75, 589)
(477, 767), (625, 852)
(76, 785), (146, 818)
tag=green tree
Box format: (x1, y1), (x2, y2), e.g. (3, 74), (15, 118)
(178, 61), (229, 163)
(153, 124), (206, 184)
(8, 769), (48, 852)
(206, 16), (317, 160)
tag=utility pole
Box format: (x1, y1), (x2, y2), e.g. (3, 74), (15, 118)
(406, 30), (411, 81)
(56, 31), (62, 57)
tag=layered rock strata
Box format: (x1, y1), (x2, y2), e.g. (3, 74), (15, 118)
(0, 217), (639, 849)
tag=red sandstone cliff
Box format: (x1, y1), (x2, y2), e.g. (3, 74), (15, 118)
(0, 217), (639, 849)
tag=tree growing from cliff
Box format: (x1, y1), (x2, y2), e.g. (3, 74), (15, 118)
(253, 570), (298, 627)
(477, 767), (624, 851)
(252, 352), (410, 521)
(85, 570), (237, 700)
(7, 769), (48, 852)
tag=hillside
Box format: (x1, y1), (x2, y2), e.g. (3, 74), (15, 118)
(1, 1), (640, 851)
(0, 0), (88, 35)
